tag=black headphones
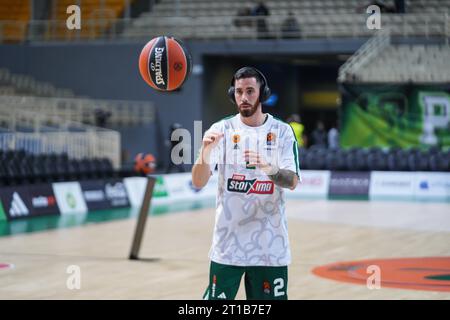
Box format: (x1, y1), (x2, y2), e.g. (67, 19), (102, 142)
(228, 67), (271, 105)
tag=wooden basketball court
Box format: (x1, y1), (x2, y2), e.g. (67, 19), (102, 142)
(1, 199), (449, 299)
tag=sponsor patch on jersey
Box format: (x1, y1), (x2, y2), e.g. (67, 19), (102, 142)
(227, 174), (274, 195)
(263, 281), (271, 294)
(232, 134), (240, 150)
(266, 132), (276, 145)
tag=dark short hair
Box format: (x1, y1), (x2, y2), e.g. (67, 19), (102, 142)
(233, 67), (264, 87)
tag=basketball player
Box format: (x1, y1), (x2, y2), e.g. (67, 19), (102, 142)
(192, 67), (300, 300)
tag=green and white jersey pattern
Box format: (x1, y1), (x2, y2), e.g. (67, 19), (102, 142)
(205, 113), (300, 267)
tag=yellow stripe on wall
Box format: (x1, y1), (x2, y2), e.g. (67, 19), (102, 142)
(302, 91), (340, 109)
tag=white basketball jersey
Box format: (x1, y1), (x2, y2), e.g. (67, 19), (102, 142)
(204, 113), (300, 266)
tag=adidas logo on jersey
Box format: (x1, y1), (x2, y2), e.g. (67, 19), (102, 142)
(217, 292), (227, 299)
(227, 174), (274, 195)
(9, 192), (29, 217)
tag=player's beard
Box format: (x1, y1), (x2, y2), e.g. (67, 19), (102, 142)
(238, 99), (259, 118)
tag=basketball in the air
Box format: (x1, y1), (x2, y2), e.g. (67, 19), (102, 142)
(134, 153), (157, 175)
(139, 36), (192, 91)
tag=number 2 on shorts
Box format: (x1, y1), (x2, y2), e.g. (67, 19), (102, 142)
(274, 278), (285, 297)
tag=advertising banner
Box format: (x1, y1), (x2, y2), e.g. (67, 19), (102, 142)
(369, 171), (415, 200)
(123, 177), (149, 208)
(162, 173), (212, 200)
(414, 172), (450, 201)
(52, 182), (87, 215)
(81, 179), (129, 210)
(288, 170), (330, 198)
(104, 179), (129, 208)
(27, 184), (60, 216)
(81, 180), (108, 210)
(340, 84), (450, 148)
(329, 171), (370, 198)
(0, 186), (32, 220)
(0, 184), (60, 220)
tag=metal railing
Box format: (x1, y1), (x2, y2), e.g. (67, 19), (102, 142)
(0, 95), (155, 126)
(0, 68), (75, 98)
(338, 28), (391, 83)
(0, 108), (121, 168)
(339, 43), (450, 83)
(0, 13), (449, 43)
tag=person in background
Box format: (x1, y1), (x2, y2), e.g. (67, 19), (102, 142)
(281, 12), (301, 39)
(287, 114), (305, 147)
(310, 120), (327, 148)
(252, 1), (270, 16)
(251, 1), (271, 39)
(94, 108), (112, 127)
(394, 0), (406, 13)
(233, 6), (253, 28)
(328, 122), (340, 150)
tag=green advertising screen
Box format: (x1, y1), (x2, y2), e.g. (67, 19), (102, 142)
(340, 84), (450, 149)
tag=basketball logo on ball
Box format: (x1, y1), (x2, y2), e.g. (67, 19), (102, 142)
(139, 36), (192, 91)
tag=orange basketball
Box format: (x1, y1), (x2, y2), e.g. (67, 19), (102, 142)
(139, 36), (192, 91)
(134, 153), (156, 175)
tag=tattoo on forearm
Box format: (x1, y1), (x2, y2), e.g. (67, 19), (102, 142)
(268, 169), (296, 189)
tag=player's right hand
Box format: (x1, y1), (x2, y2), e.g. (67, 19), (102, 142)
(202, 132), (224, 151)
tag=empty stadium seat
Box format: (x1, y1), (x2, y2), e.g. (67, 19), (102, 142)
(367, 151), (388, 171)
(407, 150), (430, 171)
(344, 149), (368, 171)
(387, 149), (406, 171)
(0, 149), (137, 185)
(304, 148), (326, 170)
(325, 150), (347, 171)
(429, 151), (450, 172)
